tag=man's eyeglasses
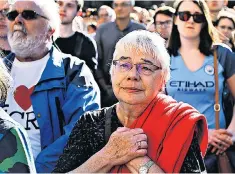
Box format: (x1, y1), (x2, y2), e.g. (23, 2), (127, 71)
(112, 60), (162, 76)
(6, 10), (48, 21)
(112, 2), (131, 8)
(219, 25), (234, 31)
(155, 20), (172, 28)
(176, 11), (206, 23)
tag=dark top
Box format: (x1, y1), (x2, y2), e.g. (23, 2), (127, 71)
(54, 106), (206, 173)
(55, 32), (98, 73)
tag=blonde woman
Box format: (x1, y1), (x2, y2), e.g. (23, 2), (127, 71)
(0, 59), (35, 173)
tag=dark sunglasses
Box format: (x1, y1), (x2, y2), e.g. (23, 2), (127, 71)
(177, 11), (206, 23)
(6, 10), (48, 21)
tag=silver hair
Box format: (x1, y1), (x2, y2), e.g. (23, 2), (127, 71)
(9, 0), (61, 41)
(99, 5), (116, 21)
(113, 0), (135, 6)
(111, 30), (170, 83)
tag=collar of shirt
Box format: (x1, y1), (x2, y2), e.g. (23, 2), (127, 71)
(114, 19), (132, 32)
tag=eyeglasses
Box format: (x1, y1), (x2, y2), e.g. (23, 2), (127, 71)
(112, 60), (162, 76)
(112, 2), (131, 8)
(219, 25), (234, 31)
(6, 10), (48, 21)
(176, 11), (206, 23)
(155, 20), (172, 28)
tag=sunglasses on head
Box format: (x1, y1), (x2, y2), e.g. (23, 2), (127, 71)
(6, 10), (48, 21)
(177, 11), (206, 23)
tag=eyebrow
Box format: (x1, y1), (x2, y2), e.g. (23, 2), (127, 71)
(140, 58), (155, 65)
(118, 57), (155, 64)
(156, 20), (172, 23)
(119, 56), (131, 61)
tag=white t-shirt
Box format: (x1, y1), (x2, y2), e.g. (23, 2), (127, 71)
(5, 53), (50, 159)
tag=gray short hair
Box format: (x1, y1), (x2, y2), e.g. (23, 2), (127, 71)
(111, 30), (170, 82)
(9, 0), (61, 40)
(113, 0), (135, 6)
(99, 5), (116, 21)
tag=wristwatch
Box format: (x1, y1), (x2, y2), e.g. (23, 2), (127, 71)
(138, 160), (155, 174)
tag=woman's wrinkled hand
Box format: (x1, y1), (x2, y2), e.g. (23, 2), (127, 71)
(102, 127), (148, 166)
(208, 129), (233, 155)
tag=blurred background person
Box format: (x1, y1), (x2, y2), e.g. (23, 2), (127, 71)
(167, 0), (235, 172)
(153, 5), (175, 41)
(206, 0), (231, 44)
(97, 5), (115, 28)
(55, 0), (98, 74)
(206, 0), (228, 25)
(132, 6), (151, 26)
(146, 20), (155, 32)
(0, 0), (10, 58)
(95, 0), (145, 107)
(72, 15), (86, 32)
(216, 10), (235, 52)
(87, 22), (97, 39)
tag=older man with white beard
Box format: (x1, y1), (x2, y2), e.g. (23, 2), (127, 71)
(3, 0), (100, 173)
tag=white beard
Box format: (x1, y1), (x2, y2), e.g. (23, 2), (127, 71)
(8, 27), (48, 58)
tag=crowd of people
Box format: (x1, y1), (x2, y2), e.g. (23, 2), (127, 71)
(0, 0), (234, 173)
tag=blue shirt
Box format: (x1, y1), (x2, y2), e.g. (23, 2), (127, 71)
(166, 45), (235, 129)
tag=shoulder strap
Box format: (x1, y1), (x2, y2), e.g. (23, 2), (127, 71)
(75, 32), (84, 58)
(105, 107), (113, 143)
(213, 49), (220, 129)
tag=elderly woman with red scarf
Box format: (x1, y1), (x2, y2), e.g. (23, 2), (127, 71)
(53, 30), (208, 173)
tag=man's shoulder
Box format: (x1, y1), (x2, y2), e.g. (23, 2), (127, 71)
(130, 21), (146, 30)
(53, 48), (98, 88)
(53, 46), (84, 64)
(52, 46), (86, 76)
(97, 22), (115, 31)
(74, 31), (96, 47)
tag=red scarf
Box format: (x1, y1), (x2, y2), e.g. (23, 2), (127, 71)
(111, 94), (208, 173)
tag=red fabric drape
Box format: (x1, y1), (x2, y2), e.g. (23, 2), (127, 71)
(111, 94), (208, 173)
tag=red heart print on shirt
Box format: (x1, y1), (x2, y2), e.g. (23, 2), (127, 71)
(14, 85), (35, 111)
